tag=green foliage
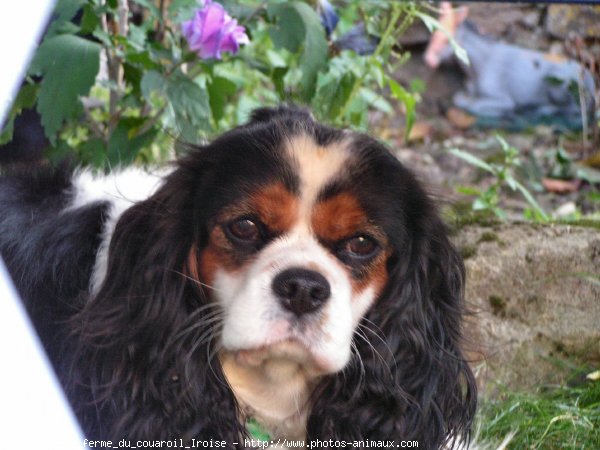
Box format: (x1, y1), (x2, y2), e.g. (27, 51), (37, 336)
(478, 377), (600, 449)
(29, 34), (101, 143)
(267, 1), (328, 100)
(1, 0), (428, 169)
(0, 85), (38, 145)
(451, 135), (550, 222)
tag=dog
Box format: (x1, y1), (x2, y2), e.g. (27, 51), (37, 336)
(0, 106), (476, 449)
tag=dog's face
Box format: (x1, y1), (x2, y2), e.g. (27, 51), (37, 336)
(201, 136), (385, 377)
(185, 110), (416, 382)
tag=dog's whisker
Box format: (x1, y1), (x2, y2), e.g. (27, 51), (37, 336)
(357, 321), (397, 368)
(349, 340), (366, 391)
(180, 303), (223, 324)
(353, 327), (393, 381)
(167, 269), (225, 293)
(171, 312), (225, 345)
(182, 322), (223, 382)
(206, 342), (231, 389)
(190, 323), (224, 356)
(358, 321), (397, 371)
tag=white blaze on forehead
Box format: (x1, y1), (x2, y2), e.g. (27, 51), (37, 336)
(285, 134), (351, 222)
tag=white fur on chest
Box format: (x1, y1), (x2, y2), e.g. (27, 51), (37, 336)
(67, 167), (168, 294)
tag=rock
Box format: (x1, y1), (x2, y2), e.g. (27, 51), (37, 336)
(554, 201), (577, 217)
(452, 224), (600, 394)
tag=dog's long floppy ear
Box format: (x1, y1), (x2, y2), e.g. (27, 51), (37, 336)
(69, 156), (245, 442)
(308, 210), (477, 448)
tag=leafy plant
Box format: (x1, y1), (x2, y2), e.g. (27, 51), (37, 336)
(451, 135), (550, 221)
(547, 146), (574, 181)
(1, 0), (427, 169)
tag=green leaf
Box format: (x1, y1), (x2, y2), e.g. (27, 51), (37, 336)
(505, 173), (518, 191)
(268, 3), (306, 52)
(267, 1), (328, 100)
(327, 72), (357, 119)
(165, 72), (211, 143)
(45, 140), (75, 165)
(272, 67), (288, 100)
(141, 70), (167, 103)
(513, 179), (549, 221)
(0, 122), (14, 146)
(575, 165), (600, 184)
(208, 76), (237, 123)
(141, 70), (210, 142)
(123, 63), (144, 97)
(77, 138), (106, 168)
(107, 119), (158, 167)
(410, 78), (426, 94)
(473, 198), (490, 211)
(92, 28), (113, 48)
(389, 79), (416, 142)
(359, 87), (393, 115)
(13, 85), (38, 110)
(168, 0), (199, 22)
(127, 51), (159, 70)
(456, 186), (481, 196)
(0, 84), (39, 145)
(80, 3), (101, 35)
(46, 0), (86, 37)
(448, 148), (495, 173)
(29, 34), (100, 143)
(492, 207), (507, 220)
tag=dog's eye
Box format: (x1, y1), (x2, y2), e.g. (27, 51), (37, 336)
(341, 235), (380, 260)
(226, 218), (261, 244)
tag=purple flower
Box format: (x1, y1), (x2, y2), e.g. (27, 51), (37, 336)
(182, 0), (249, 60)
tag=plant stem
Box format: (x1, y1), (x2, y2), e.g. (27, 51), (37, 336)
(335, 3), (409, 121)
(137, 105), (167, 137)
(83, 108), (106, 141)
(106, 0), (129, 133)
(155, 0), (166, 42)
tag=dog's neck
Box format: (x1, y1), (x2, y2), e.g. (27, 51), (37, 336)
(220, 352), (319, 440)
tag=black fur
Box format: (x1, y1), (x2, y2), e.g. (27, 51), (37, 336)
(0, 166), (108, 371)
(0, 106), (476, 449)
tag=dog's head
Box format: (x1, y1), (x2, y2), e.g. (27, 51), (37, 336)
(79, 106), (476, 447)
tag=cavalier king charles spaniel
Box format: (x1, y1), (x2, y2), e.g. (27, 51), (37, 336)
(0, 106), (476, 449)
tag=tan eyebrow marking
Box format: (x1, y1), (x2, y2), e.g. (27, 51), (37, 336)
(311, 192), (370, 242)
(311, 192), (389, 295)
(249, 182), (298, 233)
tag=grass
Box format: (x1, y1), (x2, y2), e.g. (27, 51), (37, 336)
(477, 375), (600, 449)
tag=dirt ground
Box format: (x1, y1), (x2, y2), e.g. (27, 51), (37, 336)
(376, 3), (600, 393)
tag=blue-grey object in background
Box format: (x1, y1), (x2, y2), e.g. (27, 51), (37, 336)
(315, 0), (379, 55)
(317, 0), (339, 37)
(334, 23), (379, 56)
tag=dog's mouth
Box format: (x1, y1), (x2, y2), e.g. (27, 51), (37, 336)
(226, 339), (333, 379)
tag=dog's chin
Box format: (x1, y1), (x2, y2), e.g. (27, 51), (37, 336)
(225, 339), (345, 381)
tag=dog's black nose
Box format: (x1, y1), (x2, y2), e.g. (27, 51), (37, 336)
(272, 268), (331, 316)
